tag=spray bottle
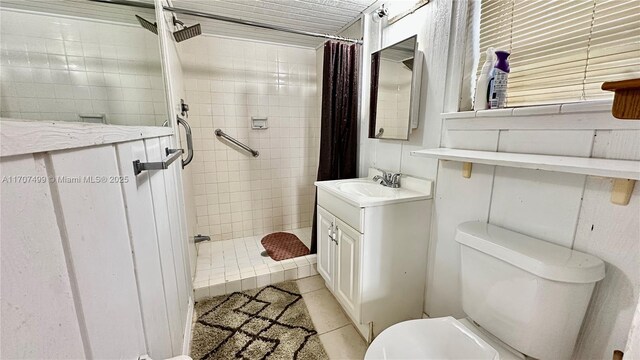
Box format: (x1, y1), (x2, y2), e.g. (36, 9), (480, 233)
(490, 50), (510, 109)
(474, 47), (496, 111)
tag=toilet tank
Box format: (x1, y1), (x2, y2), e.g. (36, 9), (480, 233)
(455, 222), (605, 360)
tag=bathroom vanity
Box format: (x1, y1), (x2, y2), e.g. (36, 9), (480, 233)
(314, 170), (432, 341)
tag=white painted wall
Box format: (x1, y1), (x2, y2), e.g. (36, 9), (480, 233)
(358, 0), (453, 179)
(426, 125), (640, 360)
(361, 1), (640, 359)
(0, 121), (191, 359)
(0, 9), (166, 126)
(179, 35), (319, 240)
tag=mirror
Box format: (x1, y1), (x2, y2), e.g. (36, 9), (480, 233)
(0, 0), (168, 127)
(369, 35), (419, 140)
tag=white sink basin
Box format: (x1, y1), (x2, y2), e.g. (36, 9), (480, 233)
(337, 181), (399, 198)
(315, 177), (432, 207)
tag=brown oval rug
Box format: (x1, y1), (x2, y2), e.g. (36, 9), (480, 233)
(261, 232), (310, 261)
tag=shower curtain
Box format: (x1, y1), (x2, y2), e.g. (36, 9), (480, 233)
(310, 40), (360, 253)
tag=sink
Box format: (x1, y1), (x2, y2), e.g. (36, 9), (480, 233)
(336, 181), (400, 198)
(315, 176), (432, 207)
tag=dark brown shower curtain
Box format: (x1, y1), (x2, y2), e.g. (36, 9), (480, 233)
(310, 41), (360, 254)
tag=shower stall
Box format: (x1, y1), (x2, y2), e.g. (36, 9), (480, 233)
(90, 0), (363, 300)
(176, 23), (322, 300)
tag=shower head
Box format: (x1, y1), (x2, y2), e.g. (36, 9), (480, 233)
(135, 15), (158, 35)
(402, 58), (414, 71)
(136, 14), (200, 42)
(172, 18), (201, 42)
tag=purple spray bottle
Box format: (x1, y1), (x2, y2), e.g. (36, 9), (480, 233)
(490, 50), (510, 109)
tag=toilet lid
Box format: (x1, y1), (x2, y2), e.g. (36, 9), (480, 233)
(365, 317), (499, 360)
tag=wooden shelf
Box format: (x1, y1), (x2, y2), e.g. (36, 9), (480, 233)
(602, 78), (640, 120)
(410, 148), (640, 180)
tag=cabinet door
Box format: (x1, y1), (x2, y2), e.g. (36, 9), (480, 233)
(316, 206), (335, 288)
(335, 218), (361, 321)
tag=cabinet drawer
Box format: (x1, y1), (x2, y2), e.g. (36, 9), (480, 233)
(317, 189), (363, 233)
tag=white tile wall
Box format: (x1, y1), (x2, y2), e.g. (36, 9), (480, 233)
(0, 10), (166, 125)
(179, 35), (319, 240)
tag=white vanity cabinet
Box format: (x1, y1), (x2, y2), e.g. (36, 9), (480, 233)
(315, 175), (432, 341)
(317, 206), (362, 320)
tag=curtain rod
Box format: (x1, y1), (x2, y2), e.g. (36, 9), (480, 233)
(89, 0), (363, 44)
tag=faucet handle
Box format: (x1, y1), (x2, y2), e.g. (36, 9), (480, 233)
(374, 168), (389, 178)
(389, 172), (401, 187)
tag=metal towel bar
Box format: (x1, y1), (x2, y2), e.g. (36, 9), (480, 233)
(215, 129), (259, 157)
(133, 148), (184, 175)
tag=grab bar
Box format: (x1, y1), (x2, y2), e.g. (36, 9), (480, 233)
(133, 148), (183, 175)
(215, 129), (259, 157)
(177, 116), (194, 168)
(161, 116), (194, 168)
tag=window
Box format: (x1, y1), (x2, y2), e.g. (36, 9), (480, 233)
(477, 0), (640, 107)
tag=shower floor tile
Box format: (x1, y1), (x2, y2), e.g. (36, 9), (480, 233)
(193, 227), (318, 300)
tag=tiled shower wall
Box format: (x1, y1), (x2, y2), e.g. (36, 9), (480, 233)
(0, 10), (166, 125)
(179, 36), (319, 240)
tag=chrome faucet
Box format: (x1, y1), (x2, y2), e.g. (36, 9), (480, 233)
(372, 169), (401, 188)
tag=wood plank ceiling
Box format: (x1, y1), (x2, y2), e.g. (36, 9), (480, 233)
(0, 0), (376, 47)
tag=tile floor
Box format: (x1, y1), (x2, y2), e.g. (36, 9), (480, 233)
(193, 227), (318, 300)
(297, 275), (369, 359)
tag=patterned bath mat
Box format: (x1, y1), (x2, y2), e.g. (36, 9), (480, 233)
(261, 232), (310, 261)
(191, 281), (328, 360)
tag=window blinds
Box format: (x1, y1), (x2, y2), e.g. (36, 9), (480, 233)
(477, 0), (640, 107)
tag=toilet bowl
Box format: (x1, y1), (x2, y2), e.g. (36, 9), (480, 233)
(364, 317), (522, 360)
(365, 221), (605, 360)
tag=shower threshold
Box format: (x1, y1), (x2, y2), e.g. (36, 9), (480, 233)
(192, 227), (317, 300)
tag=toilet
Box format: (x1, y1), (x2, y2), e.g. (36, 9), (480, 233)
(365, 221), (605, 360)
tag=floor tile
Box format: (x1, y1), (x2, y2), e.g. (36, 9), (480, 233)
(296, 275), (326, 294)
(310, 264), (319, 276)
(241, 276), (257, 291)
(319, 325), (368, 360)
(194, 286), (209, 301)
(298, 264), (311, 278)
(210, 283), (225, 297)
(256, 273), (270, 287)
(302, 288), (350, 334)
(284, 268), (298, 281)
(270, 270), (284, 284)
(225, 279), (241, 293)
